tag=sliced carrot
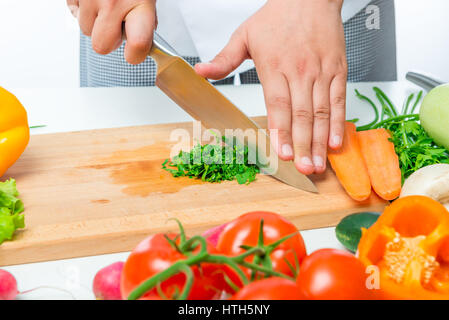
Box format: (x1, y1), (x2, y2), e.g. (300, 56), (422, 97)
(357, 128), (401, 200)
(328, 122), (372, 201)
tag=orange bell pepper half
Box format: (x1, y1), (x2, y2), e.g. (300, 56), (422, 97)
(358, 196), (449, 299)
(0, 87), (30, 177)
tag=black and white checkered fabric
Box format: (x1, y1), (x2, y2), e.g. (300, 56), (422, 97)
(80, 0), (396, 87)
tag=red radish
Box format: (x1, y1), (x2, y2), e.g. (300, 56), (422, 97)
(202, 223), (228, 247)
(93, 262), (124, 300)
(0, 269), (18, 300)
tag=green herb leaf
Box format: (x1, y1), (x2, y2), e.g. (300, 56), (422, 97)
(356, 88), (449, 182)
(162, 136), (260, 184)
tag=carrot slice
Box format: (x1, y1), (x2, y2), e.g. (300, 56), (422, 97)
(328, 122), (372, 201)
(357, 128), (401, 200)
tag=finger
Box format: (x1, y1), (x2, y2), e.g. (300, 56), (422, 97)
(290, 78), (315, 175)
(91, 9), (123, 55)
(124, 4), (156, 64)
(194, 30), (248, 80)
(78, 0), (97, 36)
(329, 73), (347, 150)
(67, 0), (79, 18)
(311, 77), (331, 174)
(259, 71), (294, 161)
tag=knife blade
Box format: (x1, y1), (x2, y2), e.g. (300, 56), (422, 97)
(406, 71), (445, 91)
(148, 33), (317, 193)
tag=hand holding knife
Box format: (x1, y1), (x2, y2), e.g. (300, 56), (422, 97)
(130, 31), (318, 193)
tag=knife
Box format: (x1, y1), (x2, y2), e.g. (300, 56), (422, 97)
(145, 32), (317, 193)
(406, 71), (445, 91)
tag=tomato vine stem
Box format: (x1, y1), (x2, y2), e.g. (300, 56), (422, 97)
(127, 221), (297, 300)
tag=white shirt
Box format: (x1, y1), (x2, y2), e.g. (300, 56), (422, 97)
(156, 0), (371, 77)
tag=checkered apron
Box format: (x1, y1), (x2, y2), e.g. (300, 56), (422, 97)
(80, 0), (396, 87)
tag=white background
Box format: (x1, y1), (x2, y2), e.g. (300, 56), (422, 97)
(0, 0), (449, 89)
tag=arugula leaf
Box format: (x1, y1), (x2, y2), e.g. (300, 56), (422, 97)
(0, 179), (25, 244)
(162, 136), (260, 185)
(385, 118), (449, 182)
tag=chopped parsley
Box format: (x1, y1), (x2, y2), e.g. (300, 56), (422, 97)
(162, 136), (260, 184)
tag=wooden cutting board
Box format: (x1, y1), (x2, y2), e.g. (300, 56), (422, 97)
(0, 117), (386, 266)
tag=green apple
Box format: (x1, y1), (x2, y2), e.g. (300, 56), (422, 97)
(420, 83), (449, 150)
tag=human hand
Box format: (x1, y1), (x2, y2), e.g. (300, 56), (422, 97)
(195, 0), (347, 175)
(66, 0), (157, 64)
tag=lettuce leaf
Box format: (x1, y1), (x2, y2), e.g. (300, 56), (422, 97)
(0, 179), (25, 244)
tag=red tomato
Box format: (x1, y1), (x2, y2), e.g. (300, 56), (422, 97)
(138, 296), (163, 300)
(230, 277), (304, 300)
(217, 211), (307, 279)
(296, 248), (373, 300)
(121, 233), (229, 300)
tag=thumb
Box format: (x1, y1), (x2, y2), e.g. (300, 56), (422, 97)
(194, 31), (248, 80)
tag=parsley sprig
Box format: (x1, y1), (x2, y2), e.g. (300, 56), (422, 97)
(162, 136), (260, 184)
(354, 87), (449, 182)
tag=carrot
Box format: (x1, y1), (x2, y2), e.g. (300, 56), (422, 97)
(357, 128), (401, 200)
(328, 122), (372, 201)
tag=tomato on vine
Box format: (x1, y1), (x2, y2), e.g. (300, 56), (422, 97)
(296, 248), (373, 300)
(217, 211), (307, 280)
(120, 233), (229, 300)
(230, 277), (304, 300)
(120, 215), (305, 300)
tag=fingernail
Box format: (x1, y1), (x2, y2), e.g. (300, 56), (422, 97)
(300, 157), (313, 167)
(281, 144), (293, 157)
(332, 135), (341, 147)
(313, 156), (324, 168)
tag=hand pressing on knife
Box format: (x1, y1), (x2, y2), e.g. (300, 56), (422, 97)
(195, 0), (347, 175)
(67, 0), (157, 64)
(67, 0), (346, 175)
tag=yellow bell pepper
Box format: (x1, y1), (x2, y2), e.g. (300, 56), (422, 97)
(0, 87), (30, 177)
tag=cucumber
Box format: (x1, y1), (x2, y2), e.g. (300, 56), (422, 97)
(336, 212), (380, 253)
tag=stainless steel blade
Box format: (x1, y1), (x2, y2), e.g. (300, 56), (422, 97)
(406, 71), (444, 91)
(149, 36), (318, 193)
